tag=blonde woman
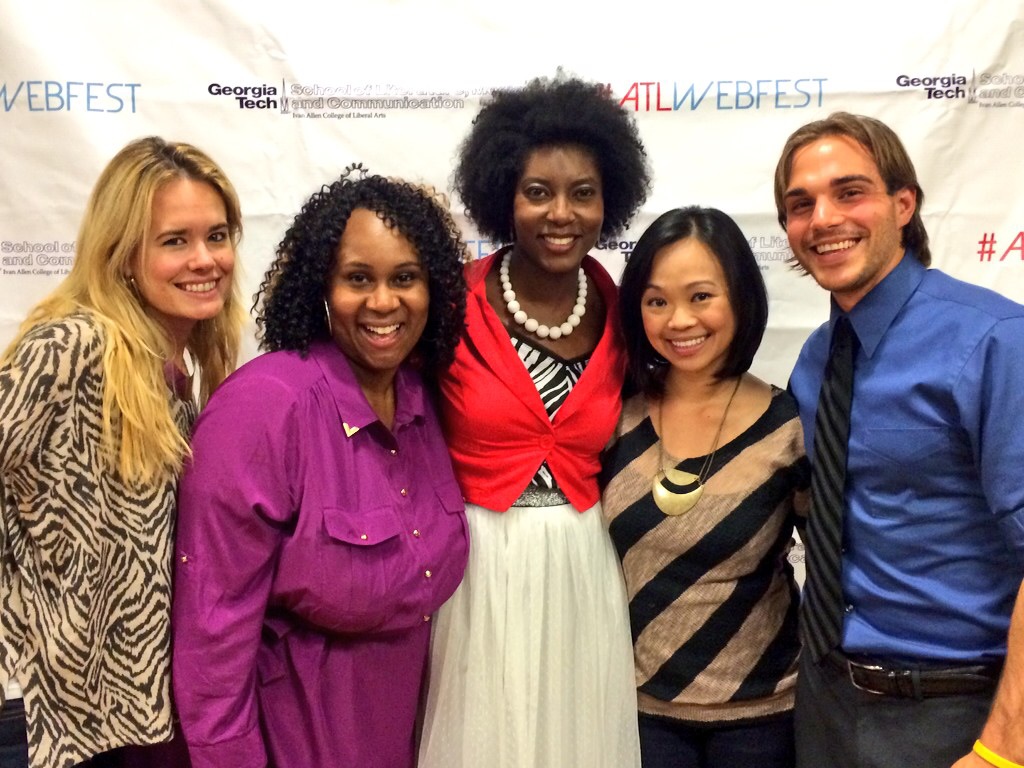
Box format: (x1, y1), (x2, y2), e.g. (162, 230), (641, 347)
(0, 137), (244, 768)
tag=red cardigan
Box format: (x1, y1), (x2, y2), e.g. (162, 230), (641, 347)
(439, 250), (626, 512)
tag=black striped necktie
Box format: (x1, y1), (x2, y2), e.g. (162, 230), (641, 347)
(801, 315), (857, 662)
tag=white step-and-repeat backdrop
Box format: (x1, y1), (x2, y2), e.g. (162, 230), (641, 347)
(3, 0), (1022, 385)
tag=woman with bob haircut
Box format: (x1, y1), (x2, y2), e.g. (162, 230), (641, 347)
(0, 136), (244, 768)
(172, 167), (470, 768)
(418, 74), (650, 768)
(601, 206), (809, 768)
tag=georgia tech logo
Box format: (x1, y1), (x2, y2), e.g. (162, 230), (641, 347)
(895, 73), (968, 100)
(208, 83), (280, 110)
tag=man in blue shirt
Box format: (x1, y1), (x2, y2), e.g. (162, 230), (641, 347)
(775, 112), (1024, 768)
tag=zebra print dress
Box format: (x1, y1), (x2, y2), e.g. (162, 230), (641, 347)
(508, 332), (588, 507)
(0, 313), (194, 768)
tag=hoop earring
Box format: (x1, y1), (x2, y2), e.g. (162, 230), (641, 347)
(324, 298), (333, 335)
(126, 274), (142, 300)
(646, 352), (669, 370)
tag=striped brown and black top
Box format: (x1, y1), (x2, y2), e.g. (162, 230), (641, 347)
(600, 386), (809, 724)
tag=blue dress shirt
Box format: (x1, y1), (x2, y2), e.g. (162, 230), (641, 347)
(790, 254), (1024, 663)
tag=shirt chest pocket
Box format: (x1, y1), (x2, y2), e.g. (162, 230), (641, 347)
(323, 504), (404, 547)
(859, 427), (973, 485)
(313, 504), (406, 629)
(861, 427), (951, 465)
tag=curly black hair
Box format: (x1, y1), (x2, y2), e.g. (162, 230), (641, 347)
(254, 169), (468, 377)
(453, 75), (651, 243)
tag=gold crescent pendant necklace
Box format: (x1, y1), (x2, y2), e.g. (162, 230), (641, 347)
(652, 376), (742, 516)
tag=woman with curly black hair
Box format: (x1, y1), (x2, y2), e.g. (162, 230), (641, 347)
(171, 169), (470, 768)
(418, 75), (651, 768)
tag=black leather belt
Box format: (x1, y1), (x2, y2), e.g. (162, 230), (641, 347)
(824, 650), (1002, 698)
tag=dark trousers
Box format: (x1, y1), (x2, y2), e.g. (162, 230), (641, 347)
(639, 710), (795, 768)
(794, 653), (993, 768)
(0, 700), (28, 768)
(0, 700), (190, 768)
(0, 701), (121, 768)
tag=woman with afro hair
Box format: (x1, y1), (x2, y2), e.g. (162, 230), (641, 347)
(418, 75), (651, 768)
(172, 168), (470, 768)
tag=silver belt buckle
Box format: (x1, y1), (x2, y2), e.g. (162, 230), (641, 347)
(847, 659), (888, 695)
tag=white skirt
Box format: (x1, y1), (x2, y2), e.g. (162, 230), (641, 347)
(418, 502), (641, 768)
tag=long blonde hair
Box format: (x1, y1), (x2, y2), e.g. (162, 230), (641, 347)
(1, 137), (245, 483)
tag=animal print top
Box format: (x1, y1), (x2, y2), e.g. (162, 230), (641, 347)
(508, 331), (589, 507)
(0, 313), (195, 768)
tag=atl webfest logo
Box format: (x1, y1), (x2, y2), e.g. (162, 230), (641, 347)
(0, 80), (140, 112)
(616, 78), (828, 112)
(976, 231), (1024, 262)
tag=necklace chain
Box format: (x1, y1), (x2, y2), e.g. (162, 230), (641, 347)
(653, 376), (743, 516)
(499, 251), (587, 340)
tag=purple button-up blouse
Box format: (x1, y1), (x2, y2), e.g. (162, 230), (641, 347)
(172, 341), (468, 768)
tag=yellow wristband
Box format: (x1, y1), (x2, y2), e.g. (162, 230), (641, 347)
(974, 740), (1024, 768)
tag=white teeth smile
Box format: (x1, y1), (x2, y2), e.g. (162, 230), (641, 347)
(365, 324), (399, 336)
(815, 239), (856, 254)
(182, 281), (216, 292)
(544, 236), (575, 245)
(671, 336), (706, 349)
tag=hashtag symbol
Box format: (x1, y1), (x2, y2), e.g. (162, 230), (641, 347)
(977, 233), (997, 261)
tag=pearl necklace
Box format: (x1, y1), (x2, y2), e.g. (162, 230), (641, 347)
(499, 251), (587, 340)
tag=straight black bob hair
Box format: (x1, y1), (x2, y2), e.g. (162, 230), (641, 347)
(619, 206), (769, 398)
